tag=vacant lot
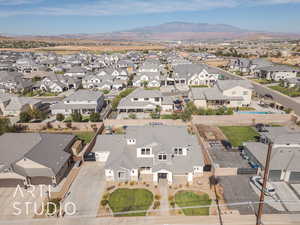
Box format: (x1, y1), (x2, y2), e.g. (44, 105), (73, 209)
(175, 191), (211, 216)
(270, 85), (300, 97)
(0, 44), (165, 54)
(219, 126), (259, 147)
(108, 188), (153, 216)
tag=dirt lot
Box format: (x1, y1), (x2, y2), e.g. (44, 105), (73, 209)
(0, 44), (165, 54)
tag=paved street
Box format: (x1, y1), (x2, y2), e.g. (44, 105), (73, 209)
(1, 214), (300, 225)
(63, 162), (105, 217)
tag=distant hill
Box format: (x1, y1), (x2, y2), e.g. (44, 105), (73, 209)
(3, 22), (300, 41)
(127, 22), (246, 33)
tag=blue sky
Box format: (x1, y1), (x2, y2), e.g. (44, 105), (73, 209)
(0, 0), (300, 35)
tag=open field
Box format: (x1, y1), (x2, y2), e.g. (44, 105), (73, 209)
(0, 44), (165, 54)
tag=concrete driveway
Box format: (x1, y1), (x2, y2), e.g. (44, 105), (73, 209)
(62, 162), (105, 217)
(0, 186), (44, 220)
(272, 182), (300, 212)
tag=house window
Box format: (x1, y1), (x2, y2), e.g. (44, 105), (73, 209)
(155, 97), (160, 102)
(133, 98), (138, 101)
(144, 98), (149, 101)
(174, 148), (183, 155)
(141, 148), (151, 155)
(158, 153), (167, 161)
(127, 139), (136, 145)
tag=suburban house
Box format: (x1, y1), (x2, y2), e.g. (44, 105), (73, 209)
(82, 74), (113, 90)
(117, 88), (174, 113)
(171, 64), (220, 87)
(0, 95), (43, 116)
(138, 59), (161, 73)
(257, 65), (300, 81)
(64, 66), (86, 78)
(243, 127), (300, 183)
(229, 58), (252, 74)
(189, 79), (253, 108)
(40, 73), (81, 93)
(133, 71), (161, 88)
(14, 58), (39, 74)
(93, 125), (204, 184)
(0, 71), (33, 93)
(51, 89), (105, 115)
(284, 77), (300, 88)
(0, 133), (77, 187)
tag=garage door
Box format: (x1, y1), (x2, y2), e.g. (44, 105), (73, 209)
(30, 177), (52, 185)
(0, 179), (24, 187)
(269, 170), (282, 181)
(289, 172), (300, 183)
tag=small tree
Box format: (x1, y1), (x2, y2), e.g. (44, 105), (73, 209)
(56, 113), (65, 122)
(19, 111), (32, 123)
(71, 111), (82, 122)
(89, 112), (101, 122)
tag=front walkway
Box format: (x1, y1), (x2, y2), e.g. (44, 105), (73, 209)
(158, 180), (170, 216)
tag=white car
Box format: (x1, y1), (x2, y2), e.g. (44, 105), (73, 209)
(250, 176), (276, 196)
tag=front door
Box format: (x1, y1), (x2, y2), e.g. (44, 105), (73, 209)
(158, 173), (167, 180)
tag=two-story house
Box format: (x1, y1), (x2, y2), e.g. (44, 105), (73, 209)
(117, 88), (163, 113)
(93, 125), (205, 185)
(51, 89), (105, 115)
(171, 64), (220, 87)
(40, 73), (81, 93)
(257, 65), (300, 81)
(189, 79), (253, 108)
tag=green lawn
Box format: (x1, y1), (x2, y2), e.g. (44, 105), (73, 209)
(219, 126), (259, 147)
(250, 78), (273, 85)
(175, 191), (211, 216)
(74, 132), (95, 144)
(270, 85), (300, 97)
(108, 188), (153, 216)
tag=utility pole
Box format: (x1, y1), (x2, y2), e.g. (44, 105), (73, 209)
(256, 142), (273, 225)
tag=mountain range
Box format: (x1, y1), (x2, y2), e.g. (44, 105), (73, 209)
(4, 22), (300, 41)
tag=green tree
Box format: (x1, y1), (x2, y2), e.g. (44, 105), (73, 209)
(89, 112), (101, 122)
(19, 111), (32, 123)
(56, 113), (65, 122)
(71, 111), (82, 122)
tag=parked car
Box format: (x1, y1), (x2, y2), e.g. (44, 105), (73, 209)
(84, 152), (96, 161)
(250, 176), (276, 196)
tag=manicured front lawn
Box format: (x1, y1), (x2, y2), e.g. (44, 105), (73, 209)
(108, 188), (153, 216)
(175, 191), (211, 216)
(219, 126), (259, 147)
(270, 85), (300, 97)
(74, 132), (95, 144)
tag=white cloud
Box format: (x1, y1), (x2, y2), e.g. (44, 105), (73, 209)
(0, 0), (299, 16)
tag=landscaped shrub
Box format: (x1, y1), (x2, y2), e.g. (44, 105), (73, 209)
(19, 111), (32, 123)
(101, 199), (109, 207)
(89, 112), (101, 122)
(153, 200), (160, 209)
(71, 111), (82, 122)
(154, 194), (161, 200)
(56, 113), (65, 121)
